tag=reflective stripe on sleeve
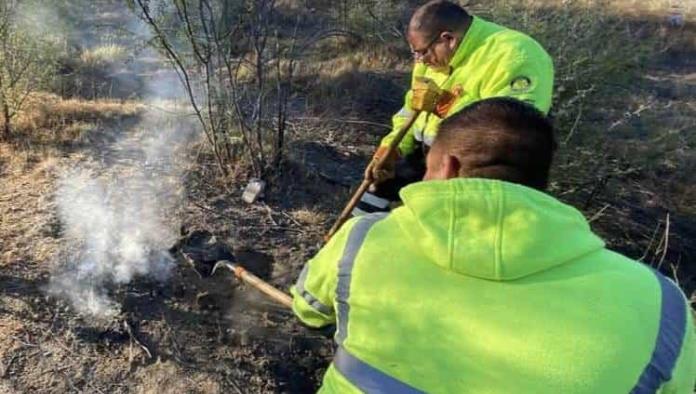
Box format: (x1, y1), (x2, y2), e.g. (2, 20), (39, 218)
(396, 106), (414, 118)
(352, 193), (391, 217)
(333, 212), (420, 393)
(350, 206), (370, 217)
(413, 127), (424, 143)
(335, 213), (387, 345)
(294, 263), (332, 315)
(422, 133), (435, 147)
(360, 192), (390, 210)
(630, 271), (688, 394)
(334, 345), (425, 394)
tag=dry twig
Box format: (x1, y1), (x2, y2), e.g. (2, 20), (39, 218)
(588, 203), (611, 223)
(640, 220), (662, 262)
(124, 320), (152, 359)
(656, 213), (670, 270)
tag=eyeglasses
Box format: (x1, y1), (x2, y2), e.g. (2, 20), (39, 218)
(410, 33), (442, 60)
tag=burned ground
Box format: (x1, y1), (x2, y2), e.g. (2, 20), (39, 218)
(0, 106), (336, 392)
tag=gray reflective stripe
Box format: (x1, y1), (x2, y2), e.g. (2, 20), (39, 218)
(413, 127), (424, 142)
(631, 271), (687, 394)
(360, 192), (389, 210)
(396, 106), (413, 118)
(421, 133), (435, 146)
(413, 128), (434, 146)
(294, 263), (332, 315)
(336, 213), (387, 345)
(351, 206), (369, 217)
(334, 346), (424, 394)
(352, 205), (390, 217)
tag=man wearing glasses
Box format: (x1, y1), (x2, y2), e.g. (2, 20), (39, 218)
(354, 0), (554, 216)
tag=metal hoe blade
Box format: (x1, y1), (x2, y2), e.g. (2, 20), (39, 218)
(211, 260), (237, 276)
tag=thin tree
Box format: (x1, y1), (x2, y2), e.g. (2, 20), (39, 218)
(130, 0), (298, 179)
(0, 0), (57, 138)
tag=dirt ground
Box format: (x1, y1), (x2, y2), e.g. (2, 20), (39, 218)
(0, 109), (350, 392)
(1, 1), (695, 393)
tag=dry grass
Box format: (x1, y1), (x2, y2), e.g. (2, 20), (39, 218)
(133, 361), (222, 394)
(290, 208), (327, 226)
(604, 0), (694, 17)
(12, 92), (142, 141)
(0, 317), (24, 359)
(79, 44), (128, 67)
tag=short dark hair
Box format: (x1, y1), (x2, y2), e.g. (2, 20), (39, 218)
(432, 98), (557, 190)
(409, 1), (471, 39)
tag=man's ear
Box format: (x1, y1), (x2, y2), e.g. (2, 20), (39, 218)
(442, 154), (461, 179)
(441, 31), (456, 49)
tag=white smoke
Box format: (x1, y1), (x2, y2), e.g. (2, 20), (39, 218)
(49, 109), (194, 319)
(49, 117), (194, 317)
(43, 2), (200, 319)
(15, 2), (65, 39)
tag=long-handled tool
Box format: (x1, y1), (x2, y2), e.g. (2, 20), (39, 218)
(211, 78), (444, 303)
(212, 260), (292, 308)
(325, 77), (444, 240)
(324, 110), (420, 240)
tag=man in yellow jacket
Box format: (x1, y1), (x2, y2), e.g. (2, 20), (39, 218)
(354, 0), (554, 216)
(293, 98), (696, 393)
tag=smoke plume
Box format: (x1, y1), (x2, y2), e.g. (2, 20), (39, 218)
(49, 106), (193, 318)
(46, 1), (196, 319)
(48, 108), (194, 319)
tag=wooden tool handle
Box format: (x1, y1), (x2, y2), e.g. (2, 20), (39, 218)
(325, 179), (372, 240)
(234, 266), (293, 308)
(325, 110), (421, 241)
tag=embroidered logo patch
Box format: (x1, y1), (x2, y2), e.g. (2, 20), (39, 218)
(510, 76), (532, 92)
(451, 84), (464, 97)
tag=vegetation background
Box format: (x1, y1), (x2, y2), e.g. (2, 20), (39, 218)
(0, 0), (693, 392)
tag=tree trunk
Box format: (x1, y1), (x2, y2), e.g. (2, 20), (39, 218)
(0, 72), (7, 138)
(2, 101), (10, 138)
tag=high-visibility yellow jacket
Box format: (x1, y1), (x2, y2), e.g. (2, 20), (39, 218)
(292, 178), (696, 393)
(381, 16), (554, 156)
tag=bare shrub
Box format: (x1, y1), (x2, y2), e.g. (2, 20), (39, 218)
(0, 0), (60, 138)
(130, 0), (300, 179)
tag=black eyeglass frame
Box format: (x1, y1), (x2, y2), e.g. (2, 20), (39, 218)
(410, 32), (443, 60)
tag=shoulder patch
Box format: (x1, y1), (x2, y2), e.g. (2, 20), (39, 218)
(451, 84), (464, 97)
(510, 76), (532, 92)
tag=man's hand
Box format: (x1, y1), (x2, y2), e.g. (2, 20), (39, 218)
(434, 89), (457, 118)
(410, 77), (443, 113)
(365, 146), (398, 185)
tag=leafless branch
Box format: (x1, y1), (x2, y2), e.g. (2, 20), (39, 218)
(656, 213), (670, 271)
(133, 0), (304, 180)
